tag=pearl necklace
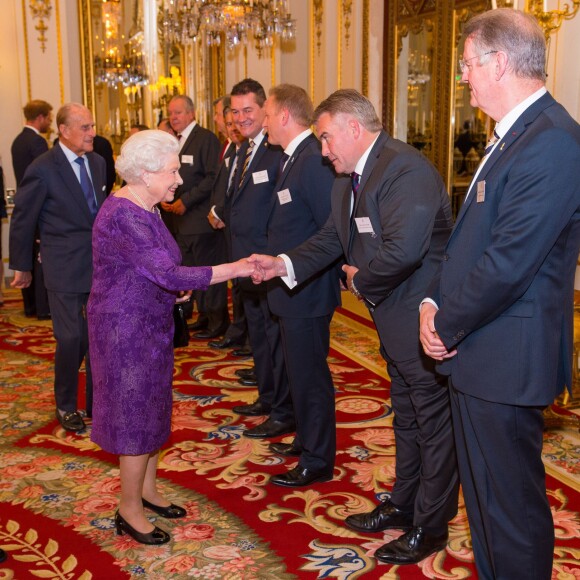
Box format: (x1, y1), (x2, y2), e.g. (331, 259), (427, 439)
(127, 186), (160, 215)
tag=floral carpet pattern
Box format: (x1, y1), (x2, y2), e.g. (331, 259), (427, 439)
(0, 288), (579, 579)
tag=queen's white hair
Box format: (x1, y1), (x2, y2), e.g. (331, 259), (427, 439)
(115, 130), (180, 183)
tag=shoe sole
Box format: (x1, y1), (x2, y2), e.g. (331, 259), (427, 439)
(374, 543), (447, 565)
(344, 520), (413, 533)
(270, 474), (333, 487)
(243, 430), (295, 439)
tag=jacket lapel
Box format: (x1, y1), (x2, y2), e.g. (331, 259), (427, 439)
(54, 146), (95, 222)
(453, 92), (556, 230)
(87, 152), (106, 210)
(235, 135), (269, 197)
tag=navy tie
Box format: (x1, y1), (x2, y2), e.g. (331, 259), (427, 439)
(279, 153), (290, 177)
(74, 157), (97, 216)
(351, 171), (361, 215)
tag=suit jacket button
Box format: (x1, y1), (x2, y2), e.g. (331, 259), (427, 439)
(443, 254), (449, 261)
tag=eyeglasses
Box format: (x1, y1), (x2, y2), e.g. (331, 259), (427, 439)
(459, 51), (498, 73)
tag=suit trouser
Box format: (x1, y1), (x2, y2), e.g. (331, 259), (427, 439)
(242, 288), (293, 423)
(386, 354), (459, 529)
(34, 256), (50, 317)
(450, 384), (554, 580)
(279, 315), (335, 473)
(47, 290), (92, 414)
(177, 231), (229, 331)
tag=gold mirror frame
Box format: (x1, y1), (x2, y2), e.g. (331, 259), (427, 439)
(382, 0), (489, 192)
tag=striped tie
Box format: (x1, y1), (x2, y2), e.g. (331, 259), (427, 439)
(484, 129), (500, 156)
(239, 139), (254, 184)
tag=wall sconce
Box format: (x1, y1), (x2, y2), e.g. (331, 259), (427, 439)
(526, 0), (579, 41)
(495, 1), (579, 41)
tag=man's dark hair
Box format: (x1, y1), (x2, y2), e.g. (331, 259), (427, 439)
(230, 78), (267, 107)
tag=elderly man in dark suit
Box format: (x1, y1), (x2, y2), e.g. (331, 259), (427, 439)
(420, 10), (580, 579)
(11, 99), (53, 319)
(261, 83), (340, 487)
(10, 102), (107, 433)
(228, 78), (295, 439)
(250, 89), (458, 564)
(161, 95), (225, 337)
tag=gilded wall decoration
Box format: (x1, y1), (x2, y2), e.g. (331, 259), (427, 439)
(29, 0), (52, 52)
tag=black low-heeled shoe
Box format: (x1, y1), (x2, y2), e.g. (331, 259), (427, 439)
(114, 511), (170, 545)
(142, 498), (186, 519)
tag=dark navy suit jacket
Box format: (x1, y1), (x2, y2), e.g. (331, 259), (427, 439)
(427, 92), (580, 406)
(11, 127), (49, 186)
(288, 131), (453, 362)
(227, 134), (283, 290)
(266, 133), (340, 318)
(162, 124), (220, 235)
(9, 144), (106, 293)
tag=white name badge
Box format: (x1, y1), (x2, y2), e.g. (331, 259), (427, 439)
(225, 157), (230, 168)
(278, 188), (292, 205)
(355, 217), (375, 235)
(476, 180), (486, 203)
(252, 170), (269, 184)
(181, 154), (194, 165)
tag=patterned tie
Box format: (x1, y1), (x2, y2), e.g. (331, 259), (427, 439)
(350, 171), (361, 214)
(279, 152), (290, 177)
(484, 129), (500, 156)
(74, 157), (97, 216)
(226, 149), (239, 195)
(239, 139), (254, 185)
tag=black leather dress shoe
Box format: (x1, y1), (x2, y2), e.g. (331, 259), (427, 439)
(270, 466), (333, 487)
(238, 376), (258, 386)
(269, 442), (302, 456)
(56, 409), (86, 432)
(235, 368), (256, 379)
(192, 326), (228, 339)
(0, 548), (7, 563)
(142, 498), (186, 519)
(208, 337), (243, 349)
(114, 511), (170, 545)
(232, 347), (253, 357)
(374, 526), (448, 565)
(345, 498), (414, 533)
(37, 314), (52, 321)
(188, 318), (208, 331)
(243, 418), (296, 439)
(232, 400), (271, 416)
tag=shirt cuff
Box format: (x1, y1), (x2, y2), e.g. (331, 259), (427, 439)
(210, 205), (222, 221)
(279, 254), (297, 289)
(420, 298), (439, 311)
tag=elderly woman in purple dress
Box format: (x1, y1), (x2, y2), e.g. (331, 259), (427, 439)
(87, 130), (254, 545)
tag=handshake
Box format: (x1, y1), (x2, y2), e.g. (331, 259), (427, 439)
(231, 254), (288, 284)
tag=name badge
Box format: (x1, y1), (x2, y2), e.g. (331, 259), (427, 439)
(476, 180), (486, 203)
(252, 170), (269, 184)
(278, 188), (292, 205)
(181, 154), (194, 165)
(225, 157), (230, 168)
(355, 217), (375, 235)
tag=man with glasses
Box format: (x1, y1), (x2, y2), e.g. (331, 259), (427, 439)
(420, 9), (580, 579)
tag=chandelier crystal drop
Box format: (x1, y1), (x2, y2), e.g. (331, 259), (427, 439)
(159, 0), (296, 52)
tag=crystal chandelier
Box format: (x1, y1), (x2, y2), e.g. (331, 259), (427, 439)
(159, 0), (296, 52)
(94, 0), (148, 88)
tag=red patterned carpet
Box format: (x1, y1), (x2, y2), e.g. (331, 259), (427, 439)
(0, 288), (579, 579)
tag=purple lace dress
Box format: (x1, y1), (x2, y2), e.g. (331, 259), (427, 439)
(88, 196), (212, 455)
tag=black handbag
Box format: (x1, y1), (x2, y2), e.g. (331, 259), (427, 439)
(173, 303), (190, 348)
